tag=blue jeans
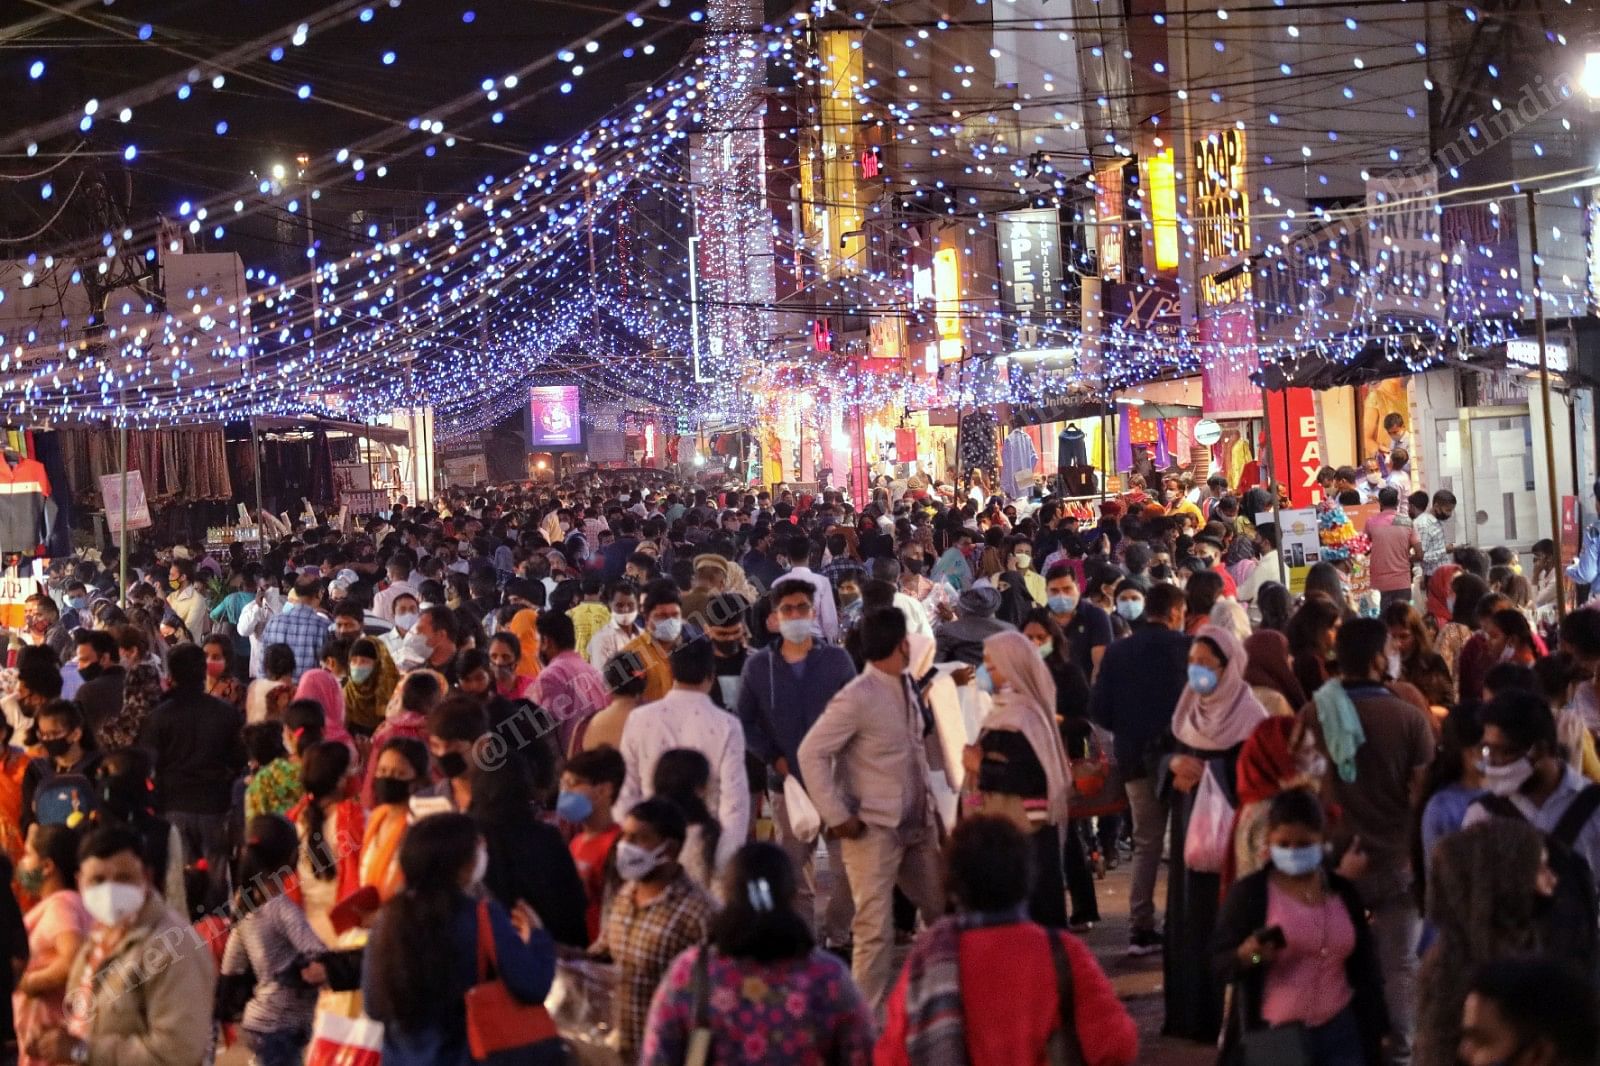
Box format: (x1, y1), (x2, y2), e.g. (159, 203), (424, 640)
(1305, 1006), (1366, 1066)
(242, 1027), (310, 1066)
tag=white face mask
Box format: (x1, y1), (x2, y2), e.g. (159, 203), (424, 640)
(1386, 650), (1402, 680)
(1480, 757), (1536, 797)
(82, 881), (146, 928)
(616, 840), (666, 882)
(394, 611), (419, 633)
(613, 610), (638, 628)
(470, 846), (489, 887)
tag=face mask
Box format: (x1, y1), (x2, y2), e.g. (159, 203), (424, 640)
(394, 612), (419, 632)
(79, 664), (102, 683)
(437, 750), (470, 779)
(1367, 474), (1381, 485)
(1386, 651), (1402, 680)
(470, 846), (489, 887)
(902, 558), (924, 576)
(652, 617), (683, 643)
(1269, 844), (1324, 878)
(1015, 554), (1032, 570)
(616, 839), (667, 882)
(372, 776), (411, 806)
(350, 663), (375, 684)
(840, 592), (861, 608)
(1445, 596), (1456, 615)
(41, 736), (72, 759)
(16, 863), (45, 895)
(168, 579), (182, 591)
(67, 597), (86, 611)
(1047, 593), (1077, 615)
(1480, 756), (1535, 797)
(82, 881), (146, 928)
(778, 617), (814, 644)
(1187, 664), (1221, 696)
(1498, 644), (1516, 663)
(557, 790), (594, 823)
(1117, 598), (1145, 621)
(205, 660), (227, 678)
(976, 664), (996, 695)
(613, 610), (638, 628)
(1036, 641), (1054, 661)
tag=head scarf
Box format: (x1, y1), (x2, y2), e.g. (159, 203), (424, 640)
(505, 608), (543, 677)
(1426, 564), (1460, 628)
(1222, 716), (1301, 890)
(980, 630), (1071, 824)
(1209, 598), (1252, 646)
(294, 668), (350, 743)
(1243, 630), (1307, 708)
(1172, 624), (1269, 751)
(342, 641), (400, 734)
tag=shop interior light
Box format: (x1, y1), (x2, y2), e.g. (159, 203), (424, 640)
(1583, 50), (1600, 99)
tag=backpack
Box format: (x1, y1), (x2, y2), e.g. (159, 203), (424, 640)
(33, 772), (99, 828)
(1474, 785), (1600, 966)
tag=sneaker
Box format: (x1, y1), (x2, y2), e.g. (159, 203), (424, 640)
(1127, 929), (1164, 957)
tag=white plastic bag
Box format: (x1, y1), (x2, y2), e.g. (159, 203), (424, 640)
(782, 775), (822, 843)
(1182, 763), (1235, 874)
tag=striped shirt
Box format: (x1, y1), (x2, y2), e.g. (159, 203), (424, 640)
(221, 893), (328, 1034)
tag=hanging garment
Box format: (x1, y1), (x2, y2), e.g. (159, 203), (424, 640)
(1001, 429), (1039, 497)
(1059, 424), (1089, 470)
(959, 411), (998, 485)
(1061, 466), (1097, 497)
(0, 452), (52, 554)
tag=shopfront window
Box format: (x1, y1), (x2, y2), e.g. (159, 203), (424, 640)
(1437, 410), (1536, 550)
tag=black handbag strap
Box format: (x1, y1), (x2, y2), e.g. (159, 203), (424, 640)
(689, 945), (712, 1029)
(1046, 931), (1085, 1066)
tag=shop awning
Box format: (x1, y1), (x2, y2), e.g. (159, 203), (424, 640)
(241, 416), (410, 446)
(1253, 341), (1449, 391)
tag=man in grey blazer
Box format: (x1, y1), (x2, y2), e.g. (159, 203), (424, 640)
(798, 605), (945, 1008)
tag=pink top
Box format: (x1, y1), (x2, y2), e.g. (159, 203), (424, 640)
(1364, 512), (1419, 593)
(15, 890), (90, 1066)
(1261, 880), (1355, 1029)
(530, 650), (611, 753)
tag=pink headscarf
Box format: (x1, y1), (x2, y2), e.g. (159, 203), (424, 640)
(1171, 624), (1268, 751)
(981, 630), (1072, 824)
(294, 668), (350, 743)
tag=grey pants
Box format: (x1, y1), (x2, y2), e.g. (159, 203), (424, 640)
(772, 787), (854, 945)
(1125, 776), (1167, 934)
(1367, 885), (1421, 1066)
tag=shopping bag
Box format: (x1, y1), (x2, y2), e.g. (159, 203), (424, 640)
(1182, 763), (1235, 874)
(548, 958), (622, 1066)
(465, 899), (559, 1059)
(305, 1011), (383, 1066)
(782, 775), (821, 843)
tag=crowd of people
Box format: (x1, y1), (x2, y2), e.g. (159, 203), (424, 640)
(0, 462), (1590, 1065)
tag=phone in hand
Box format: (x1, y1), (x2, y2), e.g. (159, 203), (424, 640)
(1253, 925), (1287, 950)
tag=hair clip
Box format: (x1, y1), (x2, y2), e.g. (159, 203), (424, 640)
(746, 877), (774, 913)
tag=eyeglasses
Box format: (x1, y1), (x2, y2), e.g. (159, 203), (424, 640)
(1480, 742), (1529, 766)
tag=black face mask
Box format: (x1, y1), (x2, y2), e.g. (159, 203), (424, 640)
(79, 664), (103, 683)
(372, 777), (411, 807)
(41, 736), (73, 759)
(713, 639), (743, 656)
(437, 750), (470, 779)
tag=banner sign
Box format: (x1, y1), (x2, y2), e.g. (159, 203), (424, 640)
(101, 471), (152, 535)
(996, 208), (1061, 351)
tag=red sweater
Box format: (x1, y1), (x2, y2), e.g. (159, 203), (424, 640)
(876, 923), (1138, 1066)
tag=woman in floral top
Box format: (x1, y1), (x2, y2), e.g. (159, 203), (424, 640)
(640, 842), (873, 1066)
(105, 625), (163, 750)
(244, 701), (324, 821)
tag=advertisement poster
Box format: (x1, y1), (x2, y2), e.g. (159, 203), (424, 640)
(1265, 387), (1323, 507)
(1265, 506), (1321, 594)
(101, 471), (152, 535)
(528, 386), (583, 449)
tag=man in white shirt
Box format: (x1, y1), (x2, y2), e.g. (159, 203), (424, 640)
(781, 533), (839, 642)
(1235, 522), (1283, 620)
(372, 554), (418, 621)
(236, 580), (285, 679)
(614, 640), (749, 871)
(866, 557), (932, 638)
(587, 581), (643, 669)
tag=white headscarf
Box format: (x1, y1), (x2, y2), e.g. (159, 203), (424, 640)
(981, 630), (1072, 824)
(1172, 624), (1268, 751)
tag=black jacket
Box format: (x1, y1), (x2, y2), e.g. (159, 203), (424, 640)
(74, 666), (126, 740)
(1089, 624), (1191, 778)
(139, 689), (246, 814)
(478, 817), (590, 949)
(1211, 869), (1390, 1066)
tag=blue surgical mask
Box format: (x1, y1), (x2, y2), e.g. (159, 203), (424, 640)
(1269, 844), (1324, 877)
(556, 789), (594, 823)
(1187, 663), (1221, 695)
(1047, 593), (1077, 615)
(1116, 598), (1145, 621)
(976, 664), (996, 695)
(67, 596), (86, 610)
(778, 618), (814, 644)
(652, 617), (684, 643)
(349, 663), (374, 685)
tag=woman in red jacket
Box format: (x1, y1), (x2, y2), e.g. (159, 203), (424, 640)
(876, 816), (1138, 1066)
(286, 741), (365, 943)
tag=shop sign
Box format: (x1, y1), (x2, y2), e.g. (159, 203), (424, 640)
(1095, 163), (1125, 283)
(1200, 306), (1259, 420)
(1506, 337), (1570, 373)
(1194, 419), (1222, 446)
(340, 490), (391, 516)
(996, 208), (1060, 350)
(1364, 167), (1444, 324)
(1267, 505), (1322, 593)
(101, 471), (151, 535)
(1191, 127), (1251, 308)
(1266, 387), (1323, 507)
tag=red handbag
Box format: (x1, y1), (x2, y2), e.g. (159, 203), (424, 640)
(465, 898), (558, 1060)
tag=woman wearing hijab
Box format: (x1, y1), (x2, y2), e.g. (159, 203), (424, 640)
(1424, 563), (1460, 636)
(294, 667), (350, 744)
(1243, 630), (1306, 718)
(343, 638), (400, 739)
(1223, 717), (1300, 890)
(962, 630), (1074, 928)
(1161, 624), (1268, 1042)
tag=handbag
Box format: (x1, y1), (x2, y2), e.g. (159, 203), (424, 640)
(1236, 981), (1311, 1066)
(464, 898), (559, 1061)
(305, 1011), (384, 1066)
(1043, 930), (1084, 1066)
(1182, 763), (1235, 874)
(1068, 724), (1127, 819)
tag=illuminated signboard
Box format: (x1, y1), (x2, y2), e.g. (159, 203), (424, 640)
(1192, 127), (1251, 307)
(528, 386), (584, 449)
(1147, 148), (1180, 271)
